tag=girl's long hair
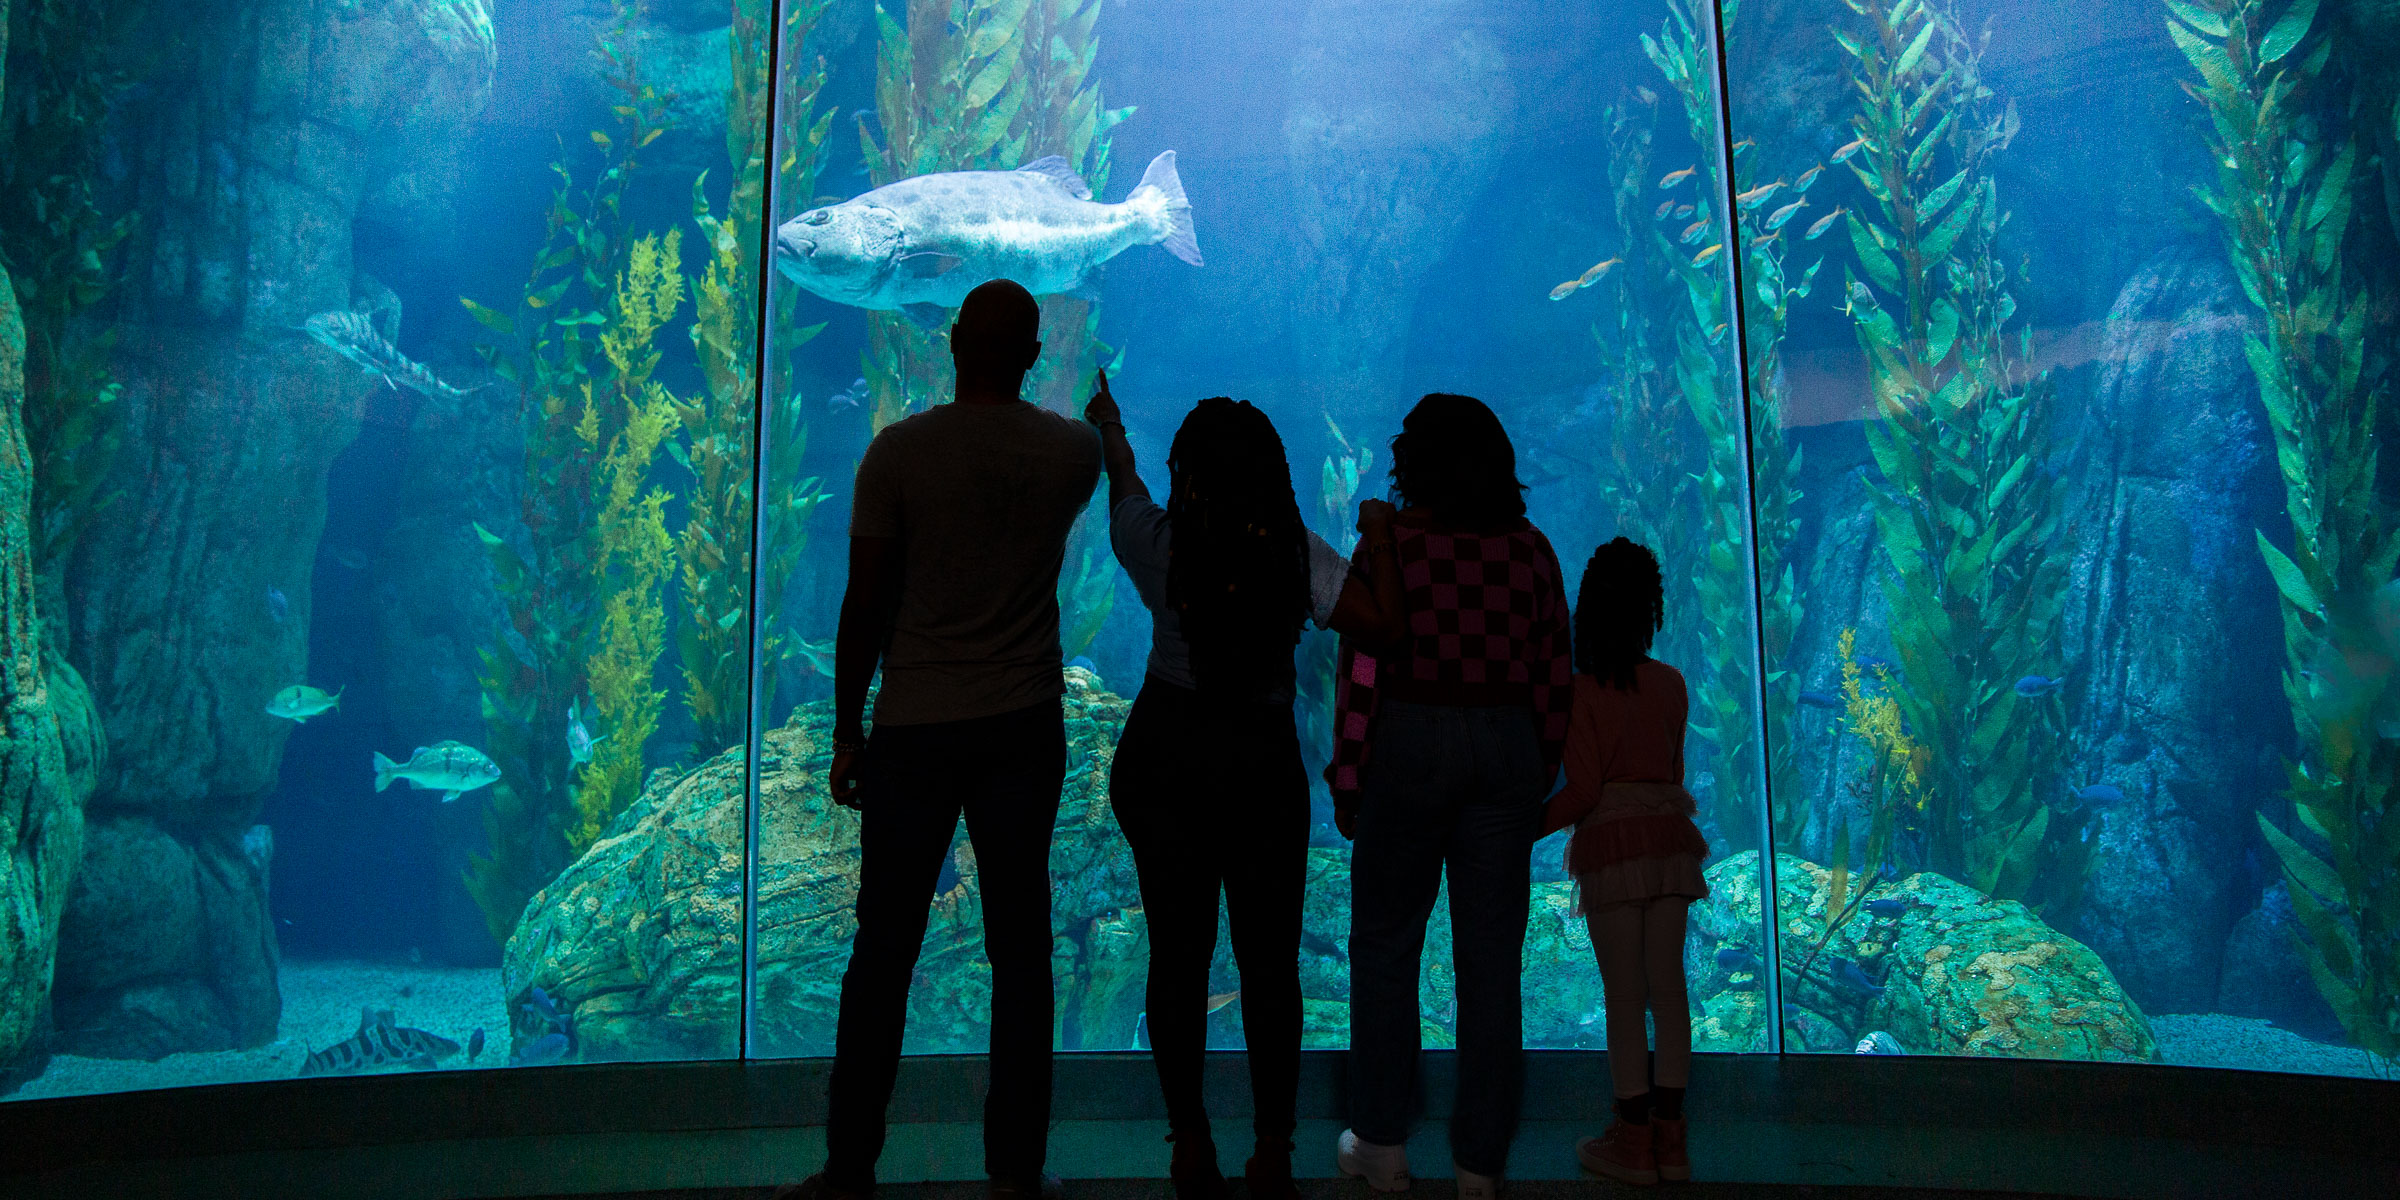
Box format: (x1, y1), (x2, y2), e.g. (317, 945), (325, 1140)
(1387, 393), (1528, 527)
(1576, 537), (1664, 690)
(1166, 398), (1312, 698)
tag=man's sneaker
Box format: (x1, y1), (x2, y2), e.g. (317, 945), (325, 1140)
(774, 1173), (870, 1200)
(988, 1172), (1064, 1200)
(1651, 1116), (1690, 1182)
(1576, 1120), (1658, 1186)
(1453, 1165), (1501, 1200)
(1168, 1132), (1228, 1200)
(1336, 1129), (1411, 1193)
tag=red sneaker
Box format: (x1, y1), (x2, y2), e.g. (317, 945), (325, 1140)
(1651, 1116), (1689, 1182)
(1575, 1119), (1657, 1186)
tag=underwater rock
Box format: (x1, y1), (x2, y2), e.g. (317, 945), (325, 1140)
(1779, 422), (1900, 851)
(504, 669), (1143, 1061)
(49, 813), (279, 1059)
(2216, 882), (2342, 1038)
(2056, 248), (2287, 1011)
(1691, 852), (2156, 1061)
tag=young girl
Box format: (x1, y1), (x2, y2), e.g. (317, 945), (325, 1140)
(1543, 537), (1709, 1186)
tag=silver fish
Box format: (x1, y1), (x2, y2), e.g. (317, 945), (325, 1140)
(302, 310), (476, 401)
(266, 684), (343, 723)
(774, 152), (1200, 330)
(299, 1007), (461, 1076)
(566, 697), (605, 765)
(372, 740), (501, 802)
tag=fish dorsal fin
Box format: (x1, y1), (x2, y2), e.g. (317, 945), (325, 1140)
(357, 1005), (379, 1033)
(1016, 156), (1092, 200)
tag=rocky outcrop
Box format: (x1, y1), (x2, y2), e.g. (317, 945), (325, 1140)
(0, 0), (107, 1077)
(2054, 248), (2288, 1012)
(504, 670), (1144, 1061)
(1694, 852), (2156, 1061)
(47, 0), (495, 1056)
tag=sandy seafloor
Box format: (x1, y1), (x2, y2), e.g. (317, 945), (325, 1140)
(5, 959), (510, 1100)
(6, 963), (2391, 1101)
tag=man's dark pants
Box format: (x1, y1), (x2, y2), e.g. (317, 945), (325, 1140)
(823, 699), (1065, 1190)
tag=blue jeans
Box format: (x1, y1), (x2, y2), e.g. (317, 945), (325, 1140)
(1347, 700), (1548, 1177)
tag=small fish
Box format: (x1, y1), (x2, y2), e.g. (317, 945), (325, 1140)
(2014, 674), (2066, 697)
(2071, 783), (2127, 807)
(1765, 198), (1809, 231)
(266, 684), (344, 724)
(1691, 244), (1724, 267)
(1707, 322), (1729, 342)
(1793, 165), (1826, 193)
(1547, 279), (1583, 301)
(503, 627), (538, 670)
(1673, 204), (1695, 220)
(1206, 990), (1241, 1014)
(1855, 1031), (1906, 1055)
(299, 1007), (461, 1076)
(1831, 135), (1871, 164)
(566, 697), (606, 766)
(1749, 230), (1781, 248)
(826, 377), (869, 412)
(1798, 689), (1843, 710)
(266, 587), (289, 624)
(1680, 220), (1711, 245)
(372, 740), (502, 802)
(1658, 166), (1699, 189)
(1067, 655), (1100, 674)
(1731, 137), (1756, 156)
(301, 310), (478, 402)
(1576, 257), (1623, 287)
(468, 1028), (486, 1061)
(1865, 896), (1915, 919)
(513, 1032), (571, 1066)
(1734, 179), (1786, 210)
(1804, 206), (1849, 240)
(1654, 199), (1678, 220)
(1832, 958), (1886, 996)
(1714, 946), (1760, 972)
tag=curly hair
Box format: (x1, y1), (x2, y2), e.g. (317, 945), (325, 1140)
(1576, 537), (1664, 691)
(1387, 393), (1528, 527)
(1166, 398), (1312, 698)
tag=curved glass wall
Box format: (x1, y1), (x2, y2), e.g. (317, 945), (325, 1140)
(0, 0), (2390, 1104)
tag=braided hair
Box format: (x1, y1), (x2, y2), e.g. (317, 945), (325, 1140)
(1576, 537), (1664, 691)
(1165, 398), (1312, 698)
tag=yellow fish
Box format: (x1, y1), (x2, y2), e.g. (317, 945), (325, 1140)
(1751, 229), (1782, 247)
(1735, 179), (1786, 210)
(1659, 165), (1699, 189)
(1804, 205), (1849, 240)
(1831, 135), (1871, 164)
(1731, 137), (1756, 155)
(1674, 204), (1695, 220)
(1576, 257), (1623, 287)
(1547, 279), (1581, 301)
(1680, 220), (1711, 244)
(1654, 199), (1678, 219)
(1692, 243), (1724, 266)
(1794, 164), (1826, 192)
(1765, 198), (1809, 230)
(1206, 990), (1241, 1013)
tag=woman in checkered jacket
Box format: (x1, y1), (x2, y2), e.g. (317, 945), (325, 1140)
(1328, 394), (1574, 1200)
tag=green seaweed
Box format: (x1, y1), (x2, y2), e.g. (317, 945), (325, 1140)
(2169, 0), (2400, 1059)
(1297, 415), (1373, 784)
(0, 0), (130, 594)
(1833, 0), (2076, 912)
(457, 0), (678, 938)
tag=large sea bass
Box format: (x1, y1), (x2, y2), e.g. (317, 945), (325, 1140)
(774, 150), (1200, 328)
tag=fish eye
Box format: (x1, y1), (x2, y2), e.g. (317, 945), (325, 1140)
(804, 211), (831, 226)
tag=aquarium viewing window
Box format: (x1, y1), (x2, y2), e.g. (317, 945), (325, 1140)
(0, 0), (2392, 1104)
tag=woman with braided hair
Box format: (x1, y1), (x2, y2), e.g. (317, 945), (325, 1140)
(1084, 373), (1362, 1200)
(1543, 536), (1709, 1186)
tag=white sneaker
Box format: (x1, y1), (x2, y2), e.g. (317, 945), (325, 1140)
(1336, 1129), (1411, 1193)
(1453, 1166), (1500, 1200)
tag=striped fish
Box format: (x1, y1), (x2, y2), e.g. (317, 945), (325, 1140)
(298, 1006), (462, 1076)
(300, 310), (477, 401)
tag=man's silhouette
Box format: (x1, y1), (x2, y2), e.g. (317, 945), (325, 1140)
(808, 279), (1100, 1200)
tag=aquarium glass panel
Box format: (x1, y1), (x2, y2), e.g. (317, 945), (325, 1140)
(1731, 0), (2398, 1074)
(0, 0), (761, 1097)
(748, 0), (1770, 1057)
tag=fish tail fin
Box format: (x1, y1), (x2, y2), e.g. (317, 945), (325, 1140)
(373, 751), (398, 792)
(1132, 150), (1201, 267)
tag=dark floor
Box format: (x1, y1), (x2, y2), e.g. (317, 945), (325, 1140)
(522, 1183), (2062, 1200)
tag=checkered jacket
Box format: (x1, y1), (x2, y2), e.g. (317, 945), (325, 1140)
(1327, 517), (1574, 802)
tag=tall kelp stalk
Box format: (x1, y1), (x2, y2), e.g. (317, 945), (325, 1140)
(1635, 0), (1809, 850)
(457, 0), (678, 938)
(0, 0), (130, 601)
(677, 0), (837, 752)
(1297, 415), (1373, 788)
(860, 0), (1128, 656)
(2170, 0), (2400, 1059)
(1833, 0), (2077, 911)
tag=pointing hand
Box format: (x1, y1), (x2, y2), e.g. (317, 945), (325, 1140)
(1085, 367), (1122, 429)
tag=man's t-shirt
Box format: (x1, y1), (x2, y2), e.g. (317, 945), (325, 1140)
(850, 400), (1103, 726)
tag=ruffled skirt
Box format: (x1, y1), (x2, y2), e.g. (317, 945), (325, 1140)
(1567, 783), (1711, 912)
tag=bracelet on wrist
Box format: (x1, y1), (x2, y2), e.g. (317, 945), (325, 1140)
(832, 732), (867, 754)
